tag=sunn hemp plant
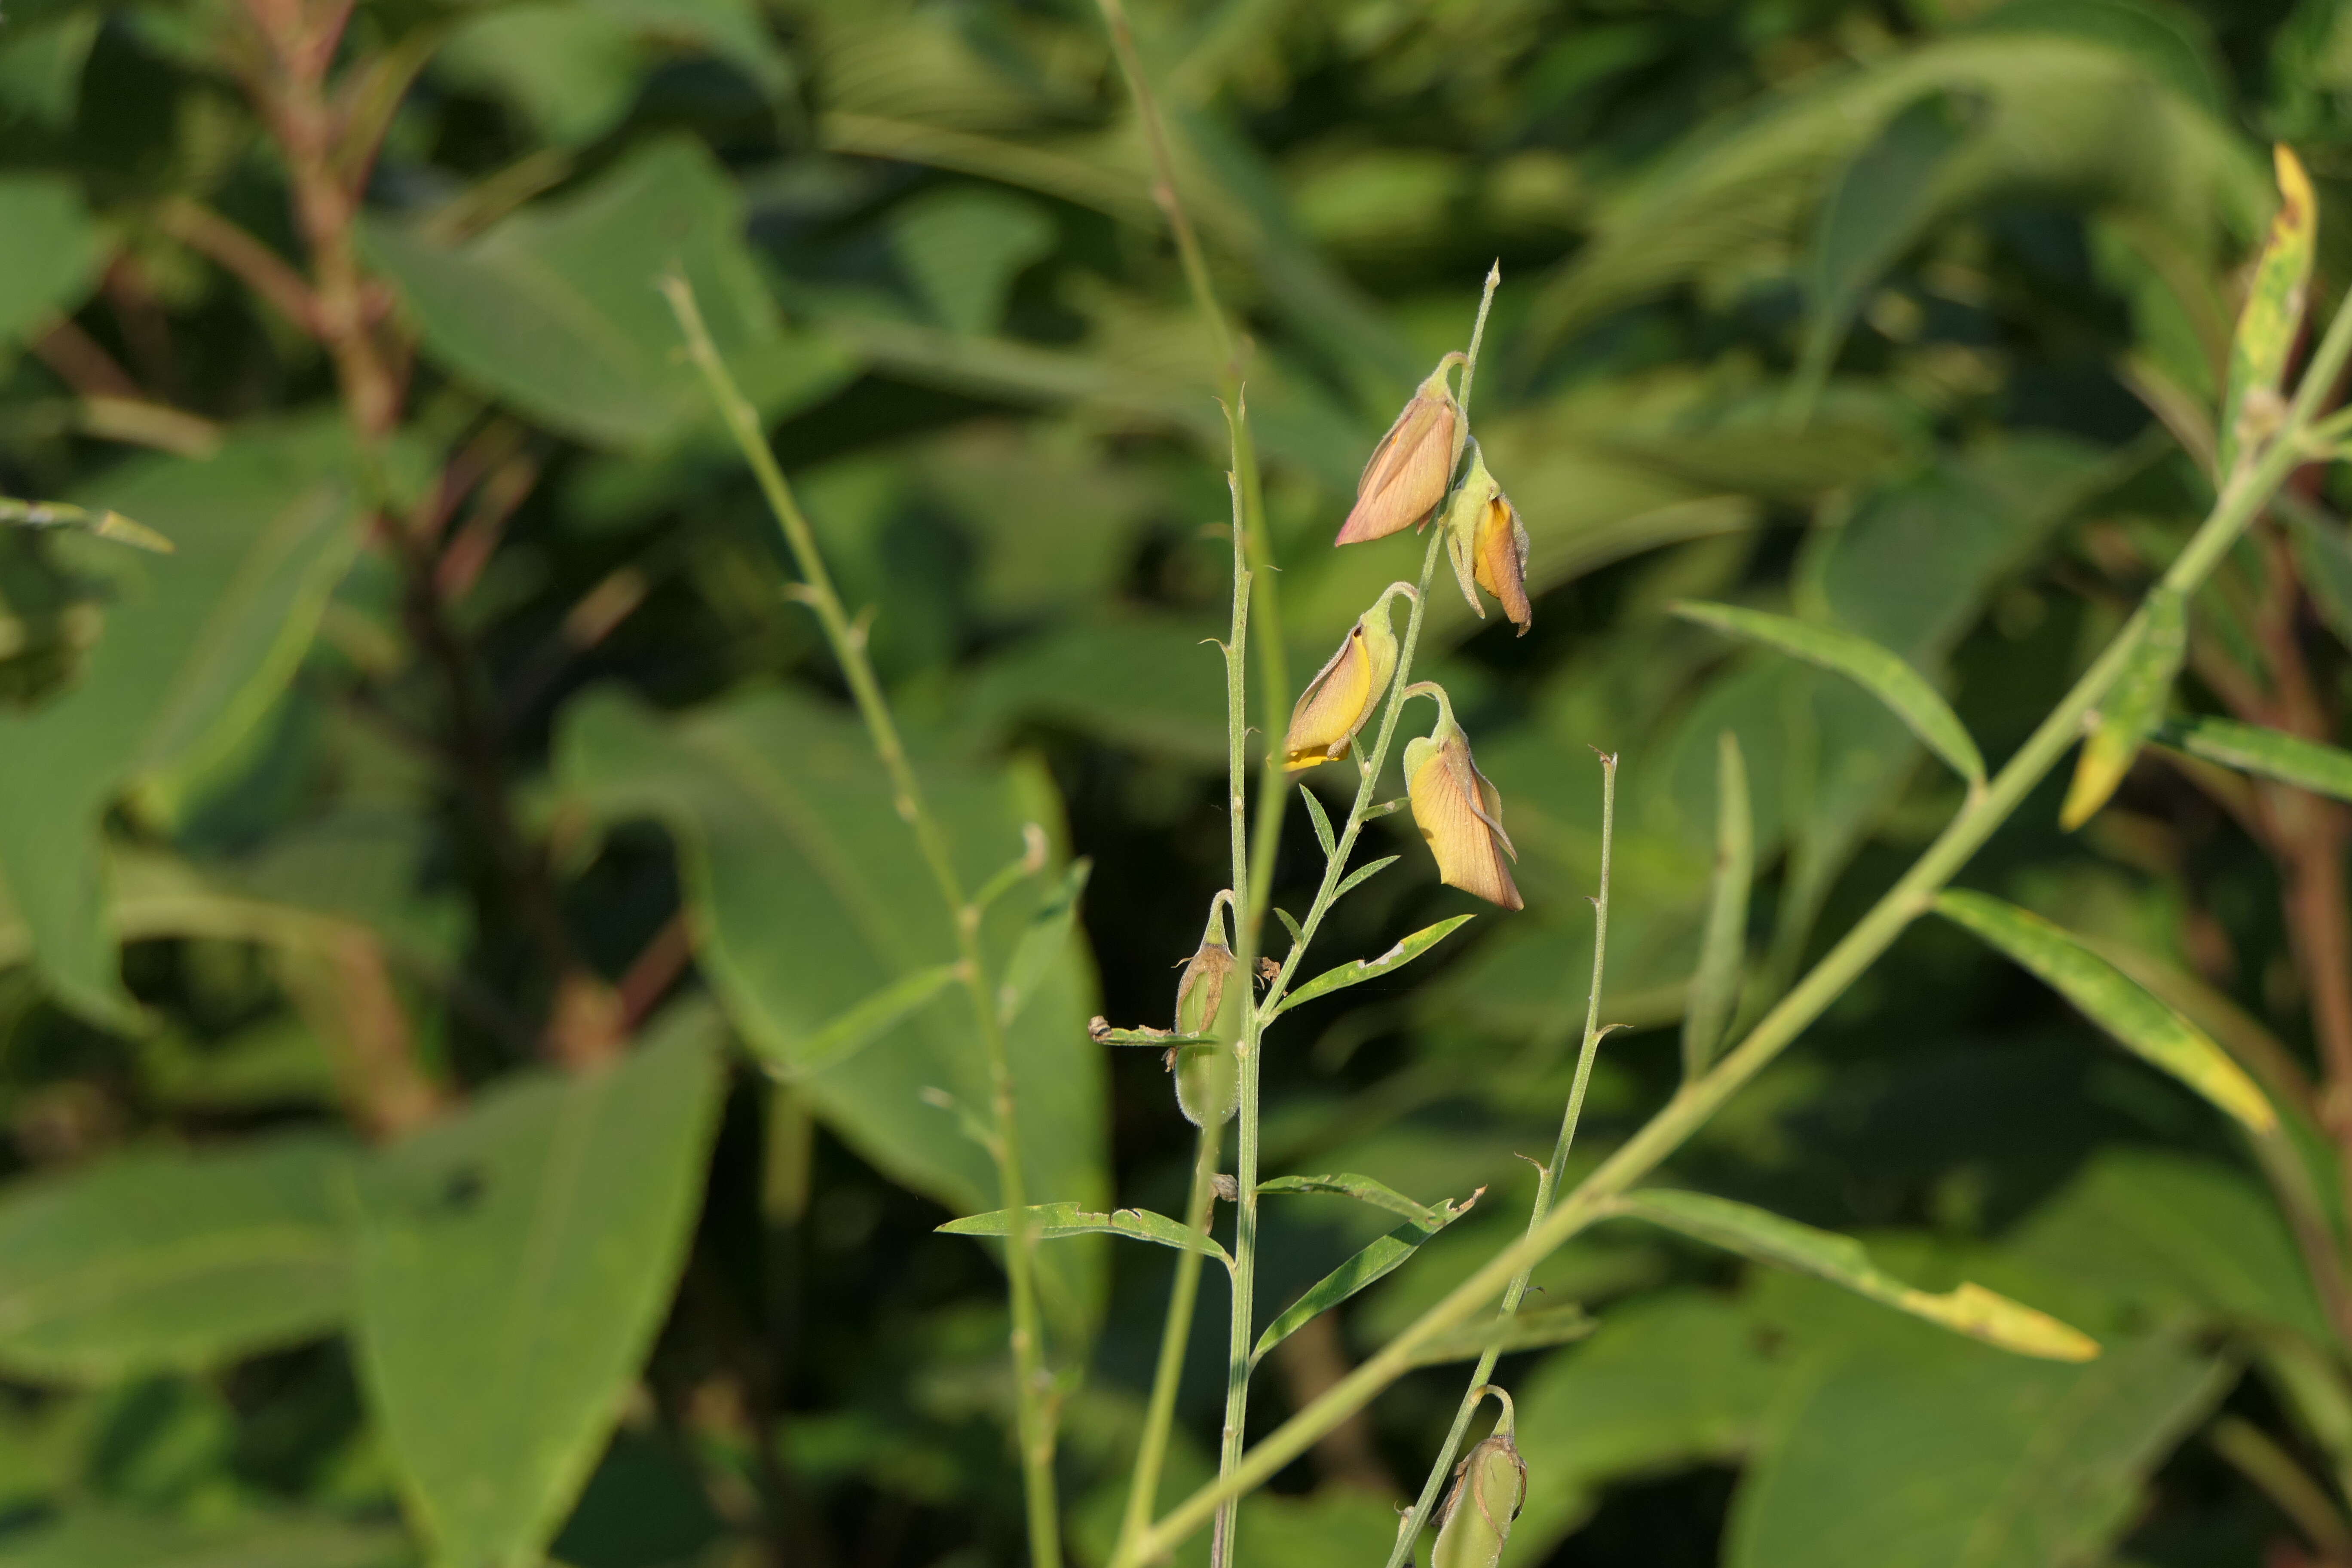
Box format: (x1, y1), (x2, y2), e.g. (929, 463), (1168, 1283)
(667, 18), (2352, 1548)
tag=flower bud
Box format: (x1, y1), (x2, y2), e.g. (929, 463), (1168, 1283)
(1403, 687), (1521, 911)
(1336, 358), (1465, 545)
(1283, 585), (1412, 771)
(1441, 447), (1531, 635)
(1167, 899), (1241, 1126)
(1431, 1388), (1526, 1568)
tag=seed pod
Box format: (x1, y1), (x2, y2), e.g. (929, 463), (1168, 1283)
(1166, 900), (1240, 1127)
(1431, 1387), (1526, 1568)
(1282, 583), (1412, 770)
(1335, 357), (1466, 545)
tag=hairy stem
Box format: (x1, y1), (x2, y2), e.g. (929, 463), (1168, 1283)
(1115, 292), (2352, 1567)
(666, 280), (1062, 1568)
(1384, 753), (1616, 1568)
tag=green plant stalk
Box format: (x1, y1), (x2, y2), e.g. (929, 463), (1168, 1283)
(664, 279), (1062, 1568)
(1114, 291), (2352, 1568)
(1118, 1126), (1223, 1550)
(1206, 270), (1499, 1561)
(1383, 754), (1617, 1568)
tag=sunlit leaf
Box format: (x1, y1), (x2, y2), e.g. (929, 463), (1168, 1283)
(1275, 915), (1476, 1015)
(2059, 587), (2185, 829)
(1935, 889), (2275, 1132)
(939, 1202), (1229, 1265)
(1604, 1189), (2099, 1361)
(2217, 144), (2316, 478)
(350, 1004), (726, 1568)
(1671, 600), (1983, 785)
(1682, 730), (1752, 1079)
(2156, 713), (2352, 803)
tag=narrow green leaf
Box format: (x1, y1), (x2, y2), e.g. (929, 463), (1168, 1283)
(939, 1202), (1230, 1266)
(1330, 854), (1401, 903)
(769, 963), (963, 1078)
(1250, 1191), (1476, 1364)
(1301, 787), (1337, 858)
(1274, 906), (1307, 949)
(0, 1133), (351, 1381)
(2061, 588), (2187, 829)
(1671, 600), (1983, 785)
(2157, 714), (2352, 804)
(1605, 1189), (2098, 1362)
(1088, 1020), (1215, 1047)
(1407, 1303), (1598, 1367)
(1275, 915), (1475, 1016)
(1682, 730), (1753, 1079)
(0, 498), (173, 553)
(2218, 145), (2316, 478)
(1935, 890), (2276, 1133)
(350, 1004), (726, 1568)
(998, 857), (1090, 1026)
(1257, 1172), (1444, 1228)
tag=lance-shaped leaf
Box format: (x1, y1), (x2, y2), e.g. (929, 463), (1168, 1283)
(0, 498), (173, 553)
(998, 858), (1089, 1026)
(1276, 914), (1476, 1016)
(939, 1202), (1230, 1267)
(780, 963), (963, 1078)
(1331, 854), (1401, 902)
(1683, 731), (1753, 1079)
(1251, 1189), (1479, 1364)
(1088, 1020), (1215, 1047)
(2218, 145), (2317, 478)
(1301, 787), (1338, 857)
(1671, 601), (1983, 786)
(1603, 1190), (2098, 1362)
(1408, 1303), (1598, 1367)
(2157, 714), (2352, 804)
(1258, 1172), (1446, 1228)
(1935, 890), (2275, 1133)
(2061, 588), (2187, 829)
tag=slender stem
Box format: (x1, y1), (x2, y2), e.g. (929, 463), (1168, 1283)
(1119, 1128), (1222, 1550)
(1115, 330), (2342, 1568)
(2209, 1415), (2352, 1560)
(1383, 753), (1616, 1568)
(1213, 456), (1258, 1568)
(665, 280), (1062, 1568)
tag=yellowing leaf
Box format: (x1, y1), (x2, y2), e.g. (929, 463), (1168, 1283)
(2218, 144), (2317, 478)
(2060, 588), (2185, 830)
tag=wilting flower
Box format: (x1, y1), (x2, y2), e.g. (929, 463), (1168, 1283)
(1283, 584), (1412, 770)
(1335, 356), (1465, 545)
(1441, 446), (1531, 635)
(1167, 896), (1239, 1127)
(1432, 1388), (1527, 1568)
(1403, 686), (1522, 910)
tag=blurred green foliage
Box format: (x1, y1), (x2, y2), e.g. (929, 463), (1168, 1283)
(7, 0), (2352, 1564)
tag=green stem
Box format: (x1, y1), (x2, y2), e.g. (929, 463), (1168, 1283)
(1382, 753), (1616, 1568)
(665, 279), (1061, 1568)
(1119, 1127), (1222, 1550)
(1114, 302), (2350, 1568)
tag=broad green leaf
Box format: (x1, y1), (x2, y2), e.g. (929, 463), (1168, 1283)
(1275, 915), (1476, 1016)
(2060, 587), (2186, 828)
(1682, 730), (1752, 1078)
(1257, 1172), (1445, 1228)
(0, 425), (362, 1028)
(891, 187), (1056, 335)
(0, 1133), (350, 1381)
(1727, 1331), (2230, 1568)
(0, 1511), (405, 1568)
(1251, 1190), (1476, 1364)
(1795, 90), (1970, 406)
(349, 1004), (726, 1568)
(1934, 889), (2275, 1131)
(553, 685), (1108, 1326)
(939, 1202), (1229, 1266)
(785, 962), (963, 1078)
(1605, 1190), (2098, 1361)
(1671, 600), (1984, 785)
(0, 175), (102, 350)
(361, 138), (849, 450)
(2217, 144), (2317, 478)
(1406, 1303), (1597, 1367)
(2156, 713), (2352, 803)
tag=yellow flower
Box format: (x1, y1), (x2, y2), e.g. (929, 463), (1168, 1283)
(1335, 357), (1464, 545)
(1442, 446), (1531, 635)
(1282, 585), (1411, 770)
(1403, 687), (1522, 910)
